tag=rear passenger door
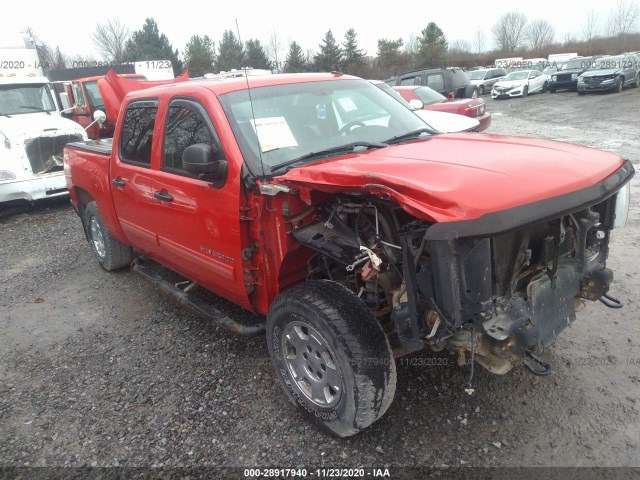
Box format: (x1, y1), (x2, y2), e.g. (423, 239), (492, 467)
(151, 96), (245, 305)
(110, 99), (160, 256)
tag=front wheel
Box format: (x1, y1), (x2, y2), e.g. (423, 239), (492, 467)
(84, 201), (133, 271)
(615, 77), (623, 93)
(522, 86), (529, 97)
(266, 280), (396, 437)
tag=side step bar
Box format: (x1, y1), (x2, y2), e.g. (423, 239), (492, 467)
(132, 258), (265, 337)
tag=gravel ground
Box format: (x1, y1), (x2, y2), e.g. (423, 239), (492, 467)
(1, 87), (639, 473)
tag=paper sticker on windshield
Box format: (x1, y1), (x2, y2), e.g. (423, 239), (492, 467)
(337, 97), (357, 112)
(251, 116), (298, 153)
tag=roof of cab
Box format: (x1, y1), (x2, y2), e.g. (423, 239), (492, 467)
(123, 72), (360, 101)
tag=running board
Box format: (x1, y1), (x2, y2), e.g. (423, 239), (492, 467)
(132, 258), (265, 337)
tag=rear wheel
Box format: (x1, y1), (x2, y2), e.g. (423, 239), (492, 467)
(266, 280), (396, 437)
(477, 85), (484, 96)
(84, 201), (133, 271)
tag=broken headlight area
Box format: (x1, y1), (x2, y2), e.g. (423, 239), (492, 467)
(24, 134), (85, 175)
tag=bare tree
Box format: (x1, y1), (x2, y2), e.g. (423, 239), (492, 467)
(491, 12), (528, 52)
(92, 18), (129, 62)
(607, 0), (640, 35)
(526, 19), (555, 50)
(582, 9), (599, 44)
(473, 30), (487, 53)
(448, 40), (472, 54)
(267, 27), (284, 72)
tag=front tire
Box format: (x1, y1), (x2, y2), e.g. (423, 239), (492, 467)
(522, 85), (529, 97)
(615, 77), (623, 93)
(266, 280), (396, 437)
(84, 201), (133, 271)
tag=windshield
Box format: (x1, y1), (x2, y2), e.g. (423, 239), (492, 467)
(219, 79), (428, 176)
(468, 70), (486, 80)
(374, 82), (413, 109)
(0, 83), (57, 116)
(560, 59), (585, 70)
(412, 86), (446, 105)
(504, 71), (529, 81)
(84, 81), (104, 110)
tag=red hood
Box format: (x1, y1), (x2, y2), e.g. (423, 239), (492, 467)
(98, 69), (189, 124)
(276, 133), (626, 223)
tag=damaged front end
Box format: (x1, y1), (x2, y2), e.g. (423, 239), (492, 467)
(288, 160), (633, 382)
(24, 133), (85, 175)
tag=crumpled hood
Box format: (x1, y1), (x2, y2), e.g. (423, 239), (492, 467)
(276, 133), (626, 223)
(0, 112), (85, 141)
(493, 79), (527, 89)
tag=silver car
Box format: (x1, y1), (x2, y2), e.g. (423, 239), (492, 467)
(468, 68), (507, 95)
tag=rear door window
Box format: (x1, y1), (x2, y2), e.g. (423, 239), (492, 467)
(119, 100), (158, 167)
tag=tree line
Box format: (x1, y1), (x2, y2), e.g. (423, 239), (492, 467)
(27, 1), (640, 80)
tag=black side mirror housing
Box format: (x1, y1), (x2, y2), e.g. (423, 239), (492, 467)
(182, 143), (228, 188)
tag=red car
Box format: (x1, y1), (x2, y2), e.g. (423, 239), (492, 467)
(394, 85), (491, 132)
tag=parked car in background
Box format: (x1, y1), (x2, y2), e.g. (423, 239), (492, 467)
(386, 67), (478, 98)
(394, 85), (491, 131)
(51, 70), (189, 139)
(542, 64), (561, 83)
(549, 56), (599, 92)
(468, 68), (507, 95)
(371, 80), (481, 133)
(577, 54), (640, 95)
(491, 70), (548, 98)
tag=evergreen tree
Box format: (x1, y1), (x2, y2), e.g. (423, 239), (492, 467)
(123, 18), (183, 76)
(341, 28), (366, 75)
(417, 22), (448, 67)
(183, 35), (215, 77)
(217, 30), (244, 71)
(313, 30), (342, 72)
(376, 38), (407, 76)
(245, 39), (270, 69)
(284, 41), (307, 72)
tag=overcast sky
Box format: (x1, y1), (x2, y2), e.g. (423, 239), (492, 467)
(6, 0), (633, 60)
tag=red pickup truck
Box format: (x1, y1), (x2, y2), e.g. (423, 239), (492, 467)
(63, 73), (634, 437)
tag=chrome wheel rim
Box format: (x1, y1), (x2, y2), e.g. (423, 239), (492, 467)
(281, 319), (343, 408)
(89, 216), (106, 259)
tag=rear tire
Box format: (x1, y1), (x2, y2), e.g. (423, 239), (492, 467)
(477, 85), (484, 96)
(266, 280), (396, 437)
(84, 201), (133, 271)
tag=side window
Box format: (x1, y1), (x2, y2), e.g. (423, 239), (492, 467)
(399, 75), (421, 86)
(72, 84), (85, 108)
(163, 99), (221, 176)
(119, 100), (158, 167)
(425, 73), (445, 92)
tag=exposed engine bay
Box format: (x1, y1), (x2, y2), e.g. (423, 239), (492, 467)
(290, 194), (620, 382)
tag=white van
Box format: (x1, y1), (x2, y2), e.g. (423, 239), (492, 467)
(0, 76), (87, 203)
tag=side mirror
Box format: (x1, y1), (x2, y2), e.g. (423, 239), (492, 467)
(183, 143), (228, 188)
(408, 99), (424, 110)
(93, 110), (107, 125)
